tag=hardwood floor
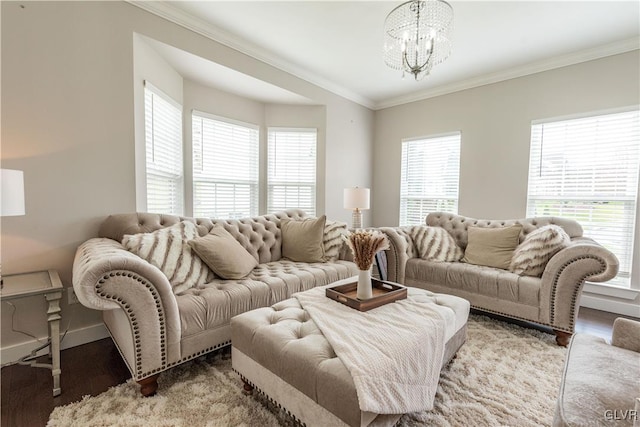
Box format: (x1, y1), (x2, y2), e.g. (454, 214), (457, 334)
(1, 338), (130, 427)
(0, 307), (633, 427)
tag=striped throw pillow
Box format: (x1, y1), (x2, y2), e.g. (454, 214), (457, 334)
(509, 224), (570, 277)
(122, 221), (213, 294)
(323, 220), (348, 261)
(410, 226), (463, 262)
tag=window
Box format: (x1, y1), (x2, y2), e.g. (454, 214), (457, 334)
(192, 112), (259, 219)
(267, 128), (317, 215)
(399, 133), (461, 226)
(144, 82), (184, 215)
(527, 109), (640, 287)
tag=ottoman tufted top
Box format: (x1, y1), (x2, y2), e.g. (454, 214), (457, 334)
(231, 289), (469, 426)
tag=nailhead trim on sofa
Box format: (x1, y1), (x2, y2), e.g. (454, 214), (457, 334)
(549, 255), (606, 329)
(96, 270), (167, 378)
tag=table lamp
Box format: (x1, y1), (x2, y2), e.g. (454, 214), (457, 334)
(2, 169), (26, 217)
(343, 187), (370, 229)
(1, 169), (26, 285)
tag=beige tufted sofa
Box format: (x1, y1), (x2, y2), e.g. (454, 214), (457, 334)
(72, 209), (357, 396)
(380, 212), (619, 346)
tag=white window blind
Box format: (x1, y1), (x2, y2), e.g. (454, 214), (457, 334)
(144, 83), (184, 215)
(192, 112), (259, 219)
(399, 133), (461, 226)
(267, 128), (317, 215)
(527, 109), (640, 287)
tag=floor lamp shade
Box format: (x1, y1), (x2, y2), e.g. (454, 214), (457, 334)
(1, 169), (26, 216)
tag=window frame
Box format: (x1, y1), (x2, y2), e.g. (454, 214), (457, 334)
(526, 107), (640, 289)
(267, 127), (318, 216)
(399, 132), (462, 226)
(143, 81), (184, 216)
(191, 110), (260, 219)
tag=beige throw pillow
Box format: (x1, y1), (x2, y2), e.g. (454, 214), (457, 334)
(281, 215), (326, 263)
(122, 221), (212, 294)
(188, 226), (258, 280)
(509, 224), (570, 277)
(462, 225), (522, 270)
(323, 220), (348, 261)
(410, 226), (463, 262)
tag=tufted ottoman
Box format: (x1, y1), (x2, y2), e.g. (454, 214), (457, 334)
(231, 280), (470, 427)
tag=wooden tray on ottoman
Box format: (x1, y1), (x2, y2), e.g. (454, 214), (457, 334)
(326, 278), (407, 312)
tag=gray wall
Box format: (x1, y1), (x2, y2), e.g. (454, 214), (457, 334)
(373, 51), (640, 225)
(372, 51), (640, 312)
(0, 1), (374, 355)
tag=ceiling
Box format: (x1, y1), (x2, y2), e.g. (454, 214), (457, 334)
(136, 1), (640, 110)
(142, 36), (317, 105)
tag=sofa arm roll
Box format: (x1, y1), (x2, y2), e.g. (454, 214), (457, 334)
(72, 237), (181, 343)
(612, 318), (640, 353)
(378, 227), (414, 283)
(549, 237), (619, 283)
(539, 237), (619, 331)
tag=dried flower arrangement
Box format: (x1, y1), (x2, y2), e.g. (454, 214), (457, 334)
(344, 230), (390, 271)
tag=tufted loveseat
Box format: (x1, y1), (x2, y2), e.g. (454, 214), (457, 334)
(72, 210), (357, 396)
(380, 212), (619, 346)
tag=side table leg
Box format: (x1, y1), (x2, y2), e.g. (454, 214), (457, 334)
(46, 291), (63, 397)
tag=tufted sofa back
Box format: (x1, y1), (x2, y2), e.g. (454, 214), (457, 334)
(426, 212), (583, 250)
(99, 210), (308, 264)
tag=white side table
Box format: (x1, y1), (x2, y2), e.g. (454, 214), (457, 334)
(1, 269), (63, 396)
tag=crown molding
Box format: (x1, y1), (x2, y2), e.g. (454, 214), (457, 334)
(374, 37), (640, 110)
(126, 1), (376, 110)
(127, 1), (637, 112)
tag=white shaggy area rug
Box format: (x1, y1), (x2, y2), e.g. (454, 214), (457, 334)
(47, 315), (566, 427)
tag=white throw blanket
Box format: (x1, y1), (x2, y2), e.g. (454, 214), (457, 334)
(293, 284), (454, 415)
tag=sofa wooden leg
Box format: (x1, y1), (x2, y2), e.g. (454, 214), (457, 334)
(242, 379), (254, 395)
(554, 330), (572, 347)
(138, 374), (160, 397)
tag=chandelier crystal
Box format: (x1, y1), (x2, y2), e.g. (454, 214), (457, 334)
(383, 0), (454, 80)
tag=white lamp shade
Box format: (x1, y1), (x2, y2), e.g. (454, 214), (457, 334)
(343, 187), (370, 210)
(1, 169), (25, 216)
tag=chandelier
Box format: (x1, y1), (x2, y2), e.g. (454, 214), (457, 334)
(383, 0), (454, 80)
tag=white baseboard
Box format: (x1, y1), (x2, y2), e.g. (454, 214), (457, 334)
(1, 322), (109, 365)
(580, 295), (640, 318)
